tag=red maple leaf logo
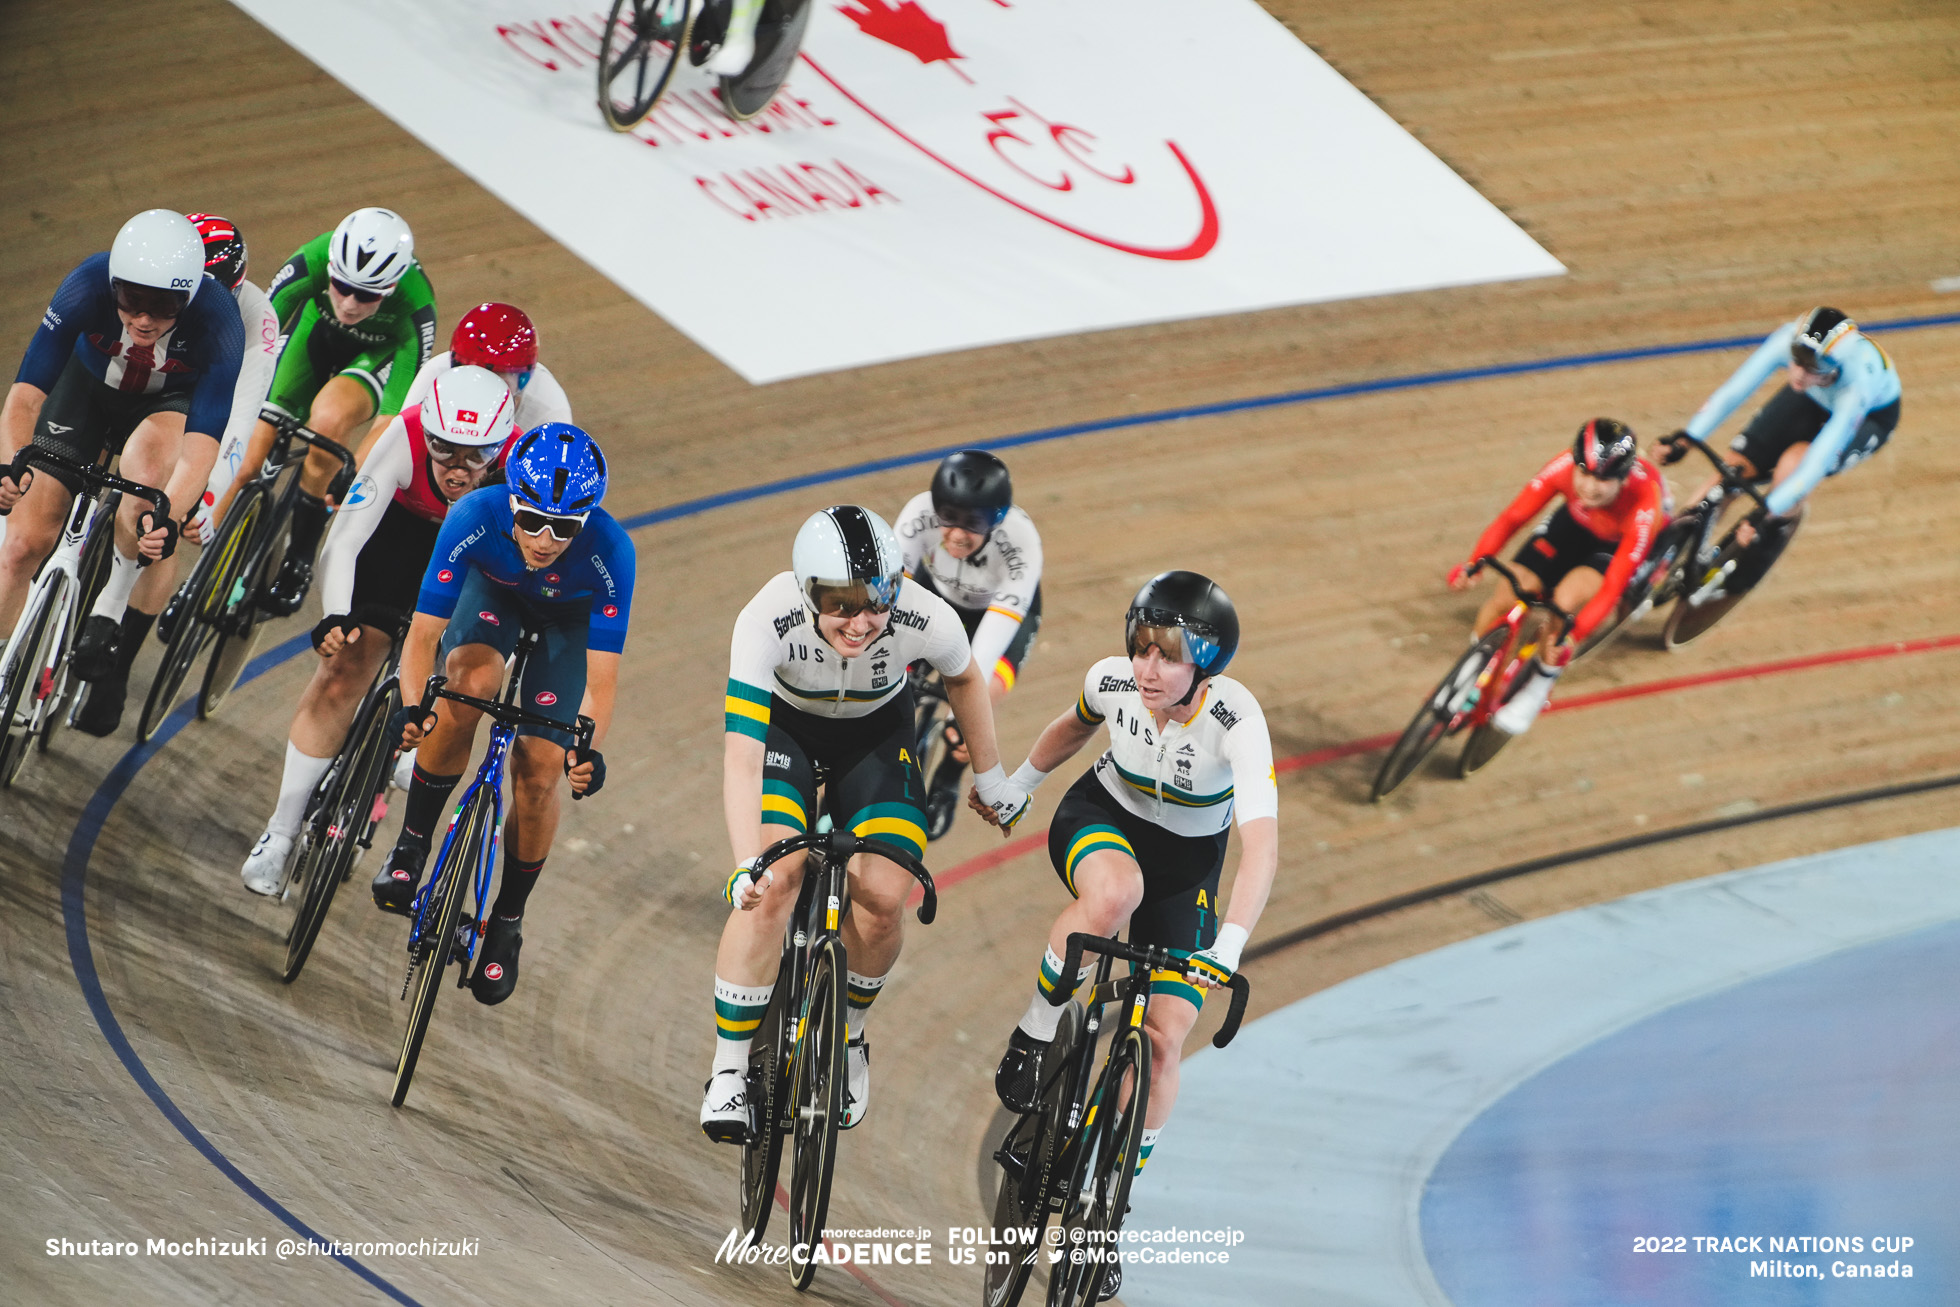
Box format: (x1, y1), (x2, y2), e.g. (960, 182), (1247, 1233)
(839, 0), (965, 73)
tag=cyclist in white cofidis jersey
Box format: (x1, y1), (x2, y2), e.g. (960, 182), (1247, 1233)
(893, 449), (1044, 839)
(701, 505), (1024, 1143)
(980, 572), (1279, 1297)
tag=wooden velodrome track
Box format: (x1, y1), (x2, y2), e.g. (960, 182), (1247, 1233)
(5, 0), (1960, 1302)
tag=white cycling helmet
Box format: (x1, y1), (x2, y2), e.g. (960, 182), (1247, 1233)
(793, 506), (904, 616)
(420, 365), (517, 448)
(328, 206), (415, 293)
(108, 209), (205, 311)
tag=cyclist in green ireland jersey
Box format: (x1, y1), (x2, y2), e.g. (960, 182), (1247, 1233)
(209, 207), (436, 617)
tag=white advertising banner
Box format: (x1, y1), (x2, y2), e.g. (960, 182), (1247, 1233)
(229, 0), (1563, 382)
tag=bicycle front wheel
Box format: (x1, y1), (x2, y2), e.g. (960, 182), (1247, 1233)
(199, 530), (279, 720)
(284, 679), (397, 983)
(786, 934), (847, 1292)
(984, 1001), (1084, 1307)
(1456, 655), (1532, 779)
(718, 0), (812, 122)
(598, 0), (693, 129)
(0, 574), (65, 788)
(1371, 629), (1505, 801)
(1047, 1025), (1150, 1307)
(392, 786), (491, 1106)
(140, 484), (265, 741)
(739, 949), (793, 1243)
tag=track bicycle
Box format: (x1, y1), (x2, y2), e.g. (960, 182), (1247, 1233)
(597, 0), (815, 130)
(390, 626), (596, 1107)
(983, 932), (1250, 1307)
(734, 825), (937, 1291)
(907, 662), (962, 840)
(0, 445), (168, 785)
(279, 615), (405, 984)
(138, 409), (354, 742)
(1370, 557), (1572, 800)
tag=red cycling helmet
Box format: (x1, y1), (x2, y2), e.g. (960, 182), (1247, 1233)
(451, 302), (538, 373)
(185, 213), (248, 292)
(1572, 417), (1637, 480)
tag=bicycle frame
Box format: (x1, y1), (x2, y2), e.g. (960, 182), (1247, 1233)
(1459, 556), (1569, 732)
(1657, 434), (1776, 605)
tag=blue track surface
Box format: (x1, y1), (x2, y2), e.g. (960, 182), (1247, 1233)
(1422, 920), (1960, 1305)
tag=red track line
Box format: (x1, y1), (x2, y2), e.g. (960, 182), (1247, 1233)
(772, 1184), (911, 1307)
(921, 631), (1960, 891)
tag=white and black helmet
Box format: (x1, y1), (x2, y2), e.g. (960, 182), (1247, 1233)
(328, 207), (415, 293)
(792, 506), (904, 616)
(108, 209), (205, 312)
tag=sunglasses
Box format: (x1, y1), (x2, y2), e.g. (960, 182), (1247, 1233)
(1789, 343), (1840, 376)
(329, 276), (387, 305)
(112, 281), (188, 320)
(513, 506), (587, 541)
(427, 435), (495, 469)
(934, 502), (1009, 535)
(808, 577), (897, 618)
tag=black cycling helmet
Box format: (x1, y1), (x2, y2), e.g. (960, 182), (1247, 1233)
(1572, 417), (1638, 481)
(930, 449), (1012, 534)
(1126, 571), (1239, 704)
(1791, 306), (1854, 374)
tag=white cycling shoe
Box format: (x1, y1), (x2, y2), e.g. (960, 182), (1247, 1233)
(701, 1067), (750, 1144)
(842, 1035), (869, 1129)
(241, 829), (295, 897)
(1493, 664), (1560, 736)
(706, 0), (762, 74)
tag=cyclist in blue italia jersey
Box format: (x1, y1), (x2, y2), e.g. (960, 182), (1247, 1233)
(0, 210), (243, 733)
(1664, 307), (1900, 568)
(377, 423), (634, 1006)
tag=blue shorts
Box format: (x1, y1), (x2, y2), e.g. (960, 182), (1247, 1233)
(438, 568), (587, 747)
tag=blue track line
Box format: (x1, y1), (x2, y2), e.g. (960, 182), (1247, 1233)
(59, 309), (1960, 1303)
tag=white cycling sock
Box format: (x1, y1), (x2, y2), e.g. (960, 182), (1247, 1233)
(845, 969), (886, 1040)
(269, 742), (334, 839)
(713, 977), (776, 1075)
(1017, 948), (1094, 1042)
(89, 546), (142, 622)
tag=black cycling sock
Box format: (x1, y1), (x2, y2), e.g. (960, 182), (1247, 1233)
(400, 765), (463, 844)
(287, 491), (329, 559)
(490, 854), (546, 920)
(116, 608), (156, 672)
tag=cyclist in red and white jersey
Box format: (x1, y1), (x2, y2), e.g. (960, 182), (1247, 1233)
(1446, 418), (1667, 736)
(238, 366), (517, 895)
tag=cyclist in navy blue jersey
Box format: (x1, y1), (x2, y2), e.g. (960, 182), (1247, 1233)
(0, 210), (243, 732)
(374, 423), (635, 1007)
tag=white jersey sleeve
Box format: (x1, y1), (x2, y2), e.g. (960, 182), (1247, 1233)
(1218, 689), (1279, 825)
(317, 417), (414, 617)
(205, 281), (281, 503)
(397, 351), (447, 420)
(914, 586), (975, 678)
(514, 361), (573, 429)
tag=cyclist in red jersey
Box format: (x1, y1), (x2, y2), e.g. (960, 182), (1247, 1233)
(1446, 418), (1667, 735)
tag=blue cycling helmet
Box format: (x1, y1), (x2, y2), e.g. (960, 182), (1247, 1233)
(508, 422), (607, 515)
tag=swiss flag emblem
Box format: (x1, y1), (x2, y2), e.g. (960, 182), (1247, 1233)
(456, 408), (479, 423)
(437, 569), (453, 583)
(535, 691), (558, 706)
(603, 604), (618, 618)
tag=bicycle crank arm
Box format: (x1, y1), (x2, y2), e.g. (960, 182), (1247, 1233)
(1686, 559), (1736, 608)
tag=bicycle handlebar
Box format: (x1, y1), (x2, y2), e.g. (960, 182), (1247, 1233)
(1470, 556), (1574, 633)
(1057, 932), (1253, 1049)
(259, 408), (358, 503)
(751, 828), (939, 925)
(415, 673), (598, 779)
(1, 445), (171, 528)
(1660, 432), (1775, 515)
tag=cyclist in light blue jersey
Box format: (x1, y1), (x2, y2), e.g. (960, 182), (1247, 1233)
(1663, 307), (1900, 552)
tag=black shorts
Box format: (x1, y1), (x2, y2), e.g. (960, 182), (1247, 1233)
(907, 570), (1042, 682)
(1047, 769), (1227, 1004)
(437, 568), (588, 747)
(1513, 506), (1615, 592)
(29, 353), (192, 492)
(1731, 386), (1899, 481)
(348, 500), (439, 634)
(761, 691), (927, 862)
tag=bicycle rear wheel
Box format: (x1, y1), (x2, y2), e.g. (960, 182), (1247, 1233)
(984, 1002), (1083, 1307)
(739, 953), (793, 1242)
(392, 786), (491, 1106)
(718, 0), (812, 121)
(598, 0), (694, 129)
(200, 525), (283, 719)
(284, 679), (397, 983)
(0, 576), (64, 788)
(786, 934), (847, 1292)
(1370, 629), (1505, 801)
(139, 484), (265, 741)
(1047, 1026), (1149, 1307)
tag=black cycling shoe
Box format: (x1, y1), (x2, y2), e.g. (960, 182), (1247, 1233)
(995, 1025), (1047, 1114)
(1095, 1261), (1121, 1301)
(470, 914), (523, 1005)
(71, 615), (122, 682)
(923, 779), (960, 842)
(156, 585), (188, 644)
(370, 836), (429, 915)
(73, 668), (128, 738)
(262, 555), (313, 617)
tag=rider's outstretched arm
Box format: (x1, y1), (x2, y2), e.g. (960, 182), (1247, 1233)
(942, 656), (1004, 775)
(581, 650), (618, 750)
(1684, 325), (1794, 441)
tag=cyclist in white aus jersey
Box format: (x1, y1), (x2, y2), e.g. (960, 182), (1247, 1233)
(980, 572), (1278, 1267)
(701, 505), (1027, 1141)
(894, 449), (1044, 839)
